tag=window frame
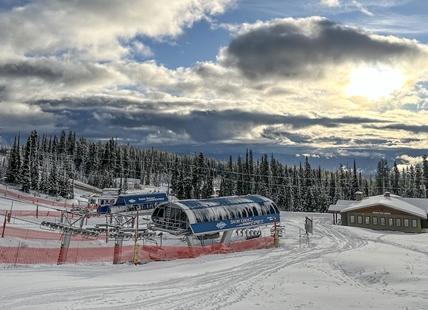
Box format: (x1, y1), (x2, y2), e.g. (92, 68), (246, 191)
(365, 216), (370, 225)
(395, 218), (401, 227)
(403, 218), (409, 227)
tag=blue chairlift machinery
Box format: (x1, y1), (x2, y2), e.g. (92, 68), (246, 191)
(98, 192), (168, 215)
(150, 195), (280, 239)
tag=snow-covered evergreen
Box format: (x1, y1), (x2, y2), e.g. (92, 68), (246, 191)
(2, 130), (428, 211)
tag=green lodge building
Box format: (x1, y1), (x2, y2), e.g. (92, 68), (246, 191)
(328, 192), (428, 233)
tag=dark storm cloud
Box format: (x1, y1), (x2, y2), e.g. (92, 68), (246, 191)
(0, 60), (117, 87)
(28, 98), (390, 142)
(260, 129), (403, 146)
(223, 17), (422, 80)
(26, 97), (393, 144)
(261, 129), (312, 144)
(0, 63), (63, 81)
(108, 109), (391, 142)
(32, 97), (193, 111)
(367, 124), (428, 133)
(0, 85), (6, 101)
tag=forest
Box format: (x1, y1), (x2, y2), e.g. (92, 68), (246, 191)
(1, 129), (428, 212)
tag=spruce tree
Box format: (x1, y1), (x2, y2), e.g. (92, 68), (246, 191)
(391, 161), (400, 196)
(351, 160), (360, 199)
(236, 155), (244, 196)
(29, 130), (40, 191)
(21, 137), (31, 193)
(48, 160), (59, 197)
(5, 136), (20, 183)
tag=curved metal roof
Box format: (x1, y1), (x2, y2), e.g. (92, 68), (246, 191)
(152, 195), (280, 235)
(161, 195), (279, 224)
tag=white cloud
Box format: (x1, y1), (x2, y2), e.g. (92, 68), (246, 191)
(351, 0), (373, 16)
(0, 4), (427, 160)
(321, 0), (340, 7)
(0, 0), (234, 61)
(396, 154), (423, 166)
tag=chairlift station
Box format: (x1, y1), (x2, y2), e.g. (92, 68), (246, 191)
(150, 195), (281, 246)
(38, 194), (280, 263)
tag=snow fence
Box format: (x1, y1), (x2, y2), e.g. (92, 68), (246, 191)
(0, 236), (274, 265)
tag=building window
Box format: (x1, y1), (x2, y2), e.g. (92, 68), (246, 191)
(365, 216), (370, 225)
(396, 218), (401, 227)
(357, 215), (363, 224)
(404, 219), (409, 227)
(388, 218), (394, 226)
(373, 217), (378, 225)
(380, 217), (386, 226)
(350, 215), (355, 223)
(412, 219), (418, 228)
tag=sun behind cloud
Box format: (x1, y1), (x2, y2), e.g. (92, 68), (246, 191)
(344, 65), (407, 101)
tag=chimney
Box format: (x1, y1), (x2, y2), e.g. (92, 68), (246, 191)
(384, 192), (391, 198)
(355, 191), (363, 201)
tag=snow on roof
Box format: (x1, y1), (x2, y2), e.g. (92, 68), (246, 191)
(72, 180), (103, 194)
(328, 199), (354, 213)
(164, 195), (279, 224)
(328, 204), (349, 213)
(340, 195), (427, 219)
(400, 197), (428, 213)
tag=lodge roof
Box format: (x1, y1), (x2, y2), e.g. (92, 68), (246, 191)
(328, 194), (428, 219)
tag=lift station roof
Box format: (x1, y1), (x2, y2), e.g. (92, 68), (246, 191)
(151, 195), (280, 236)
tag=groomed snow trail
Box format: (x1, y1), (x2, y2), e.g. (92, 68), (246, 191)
(2, 212), (428, 310)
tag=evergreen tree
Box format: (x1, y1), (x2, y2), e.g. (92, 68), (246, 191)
(21, 137), (31, 193)
(405, 166), (417, 197)
(66, 131), (76, 156)
(415, 164), (424, 198)
(293, 166), (303, 212)
(391, 161), (400, 196)
(259, 154), (270, 197)
(375, 159), (389, 195)
(351, 159), (359, 199)
(222, 156), (235, 196)
(329, 171), (337, 204)
(58, 130), (67, 155)
(302, 156), (315, 211)
(29, 130), (40, 191)
(423, 155), (428, 195)
(236, 155), (244, 196)
(5, 135), (21, 184)
(243, 149), (251, 194)
(48, 160), (59, 197)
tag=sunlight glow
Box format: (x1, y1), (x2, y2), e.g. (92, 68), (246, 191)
(344, 66), (406, 101)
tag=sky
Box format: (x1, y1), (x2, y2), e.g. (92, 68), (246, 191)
(1, 0), (428, 172)
(2, 188), (428, 309)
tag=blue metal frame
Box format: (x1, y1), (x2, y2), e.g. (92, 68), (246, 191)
(190, 214), (280, 235)
(98, 193), (168, 214)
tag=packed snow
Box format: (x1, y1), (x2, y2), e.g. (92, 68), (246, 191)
(1, 188), (428, 309)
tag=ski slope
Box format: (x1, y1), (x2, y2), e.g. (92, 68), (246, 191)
(2, 205), (428, 309)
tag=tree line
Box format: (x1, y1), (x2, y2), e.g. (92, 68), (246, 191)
(1, 130), (428, 212)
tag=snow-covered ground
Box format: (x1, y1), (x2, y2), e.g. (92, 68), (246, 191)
(1, 189), (428, 309)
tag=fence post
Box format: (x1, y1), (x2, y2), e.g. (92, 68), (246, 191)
(113, 237), (124, 264)
(134, 243), (140, 265)
(9, 201), (13, 223)
(1, 212), (7, 238)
